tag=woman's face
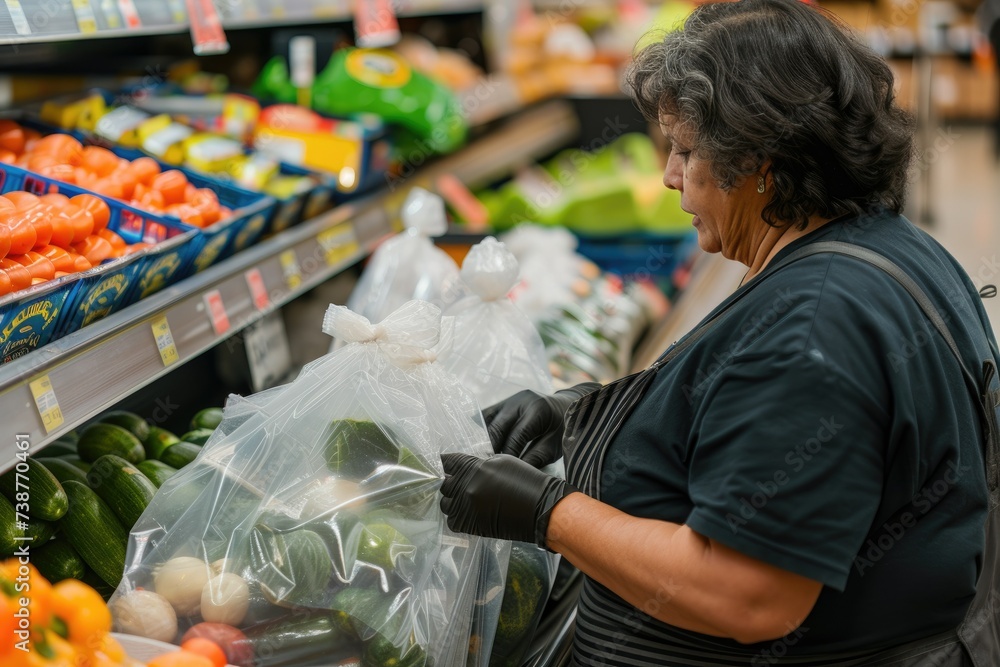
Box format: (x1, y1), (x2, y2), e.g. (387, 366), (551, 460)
(659, 114), (764, 261)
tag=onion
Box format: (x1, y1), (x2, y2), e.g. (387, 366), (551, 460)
(155, 556), (211, 616)
(111, 590), (177, 642)
(202, 573), (250, 625)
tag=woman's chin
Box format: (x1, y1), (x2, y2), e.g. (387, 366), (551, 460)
(694, 229), (721, 255)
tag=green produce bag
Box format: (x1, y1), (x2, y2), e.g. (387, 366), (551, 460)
(110, 301), (509, 667)
(312, 48), (467, 156)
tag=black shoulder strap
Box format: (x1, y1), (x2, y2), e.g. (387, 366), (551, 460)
(781, 241), (979, 396)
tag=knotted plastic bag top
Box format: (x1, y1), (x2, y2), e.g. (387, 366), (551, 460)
(459, 236), (520, 302)
(402, 186), (447, 237)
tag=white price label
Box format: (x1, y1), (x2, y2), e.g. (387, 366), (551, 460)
(4, 0), (31, 35)
(71, 0), (98, 33)
(151, 316), (179, 366)
(29, 375), (63, 433)
(244, 312), (292, 392)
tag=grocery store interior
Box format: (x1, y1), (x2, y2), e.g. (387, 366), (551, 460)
(1, 0), (999, 665)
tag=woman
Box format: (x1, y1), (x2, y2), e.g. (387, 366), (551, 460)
(439, 0), (1000, 664)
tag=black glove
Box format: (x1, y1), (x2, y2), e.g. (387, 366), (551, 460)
(439, 453), (578, 548)
(483, 383), (600, 468)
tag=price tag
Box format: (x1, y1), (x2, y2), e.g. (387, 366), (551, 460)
(244, 313), (292, 392)
(279, 250), (302, 289)
(203, 289), (231, 335)
(71, 0), (98, 33)
(4, 0), (31, 35)
(167, 0), (185, 22)
(151, 316), (179, 367)
(184, 0), (230, 55)
(116, 0), (141, 27)
(100, 0), (122, 29)
(316, 223), (360, 268)
(29, 375), (63, 433)
(245, 268), (270, 312)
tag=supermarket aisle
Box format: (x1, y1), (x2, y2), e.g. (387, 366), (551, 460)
(918, 125), (1000, 334)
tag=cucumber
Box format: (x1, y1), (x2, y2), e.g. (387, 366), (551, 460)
(77, 423), (145, 465)
(136, 460), (178, 488)
(159, 442), (202, 469)
(242, 611), (352, 667)
(58, 481), (128, 587)
(80, 568), (116, 601)
(33, 540), (86, 583)
(42, 441), (79, 458)
(180, 429), (214, 447)
(98, 411), (150, 442)
(0, 458), (69, 521)
(36, 458), (89, 486)
(190, 407), (224, 431)
(86, 455), (157, 530)
(144, 426), (179, 461)
(0, 495), (57, 556)
(60, 456), (91, 473)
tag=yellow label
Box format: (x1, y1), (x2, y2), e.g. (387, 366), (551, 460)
(279, 250), (301, 290)
(29, 375), (64, 433)
(151, 316), (179, 367)
(317, 223), (360, 268)
(345, 49), (411, 89)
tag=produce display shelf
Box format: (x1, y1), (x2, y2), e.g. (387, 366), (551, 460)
(0, 0), (484, 45)
(0, 100), (580, 474)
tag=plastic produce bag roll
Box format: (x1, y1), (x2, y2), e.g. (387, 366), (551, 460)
(111, 300), (508, 667)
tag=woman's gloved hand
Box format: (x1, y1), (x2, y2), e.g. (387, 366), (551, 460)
(440, 453), (578, 547)
(483, 383), (600, 468)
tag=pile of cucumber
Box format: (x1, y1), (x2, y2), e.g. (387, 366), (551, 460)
(0, 407), (223, 597)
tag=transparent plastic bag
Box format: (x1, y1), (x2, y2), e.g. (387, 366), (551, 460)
(111, 300), (508, 667)
(440, 237), (553, 407)
(347, 188), (462, 325)
(436, 238), (560, 666)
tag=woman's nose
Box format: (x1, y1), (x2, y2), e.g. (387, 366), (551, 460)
(663, 153), (683, 191)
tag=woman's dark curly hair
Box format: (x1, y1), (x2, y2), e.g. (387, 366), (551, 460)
(626, 0), (915, 229)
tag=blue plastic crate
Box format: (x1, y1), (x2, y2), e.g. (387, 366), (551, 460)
(17, 118), (277, 276)
(574, 231), (700, 283)
(0, 162), (193, 361)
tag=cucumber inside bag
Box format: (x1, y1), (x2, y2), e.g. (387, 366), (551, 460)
(110, 301), (509, 667)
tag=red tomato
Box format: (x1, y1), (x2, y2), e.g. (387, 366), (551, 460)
(80, 146), (120, 178)
(180, 638), (227, 667)
(152, 170), (189, 205)
(27, 208), (52, 249)
(127, 156), (161, 187)
(0, 119), (26, 155)
(61, 205), (95, 244)
(69, 194), (110, 231)
(10, 251), (56, 281)
(0, 223), (10, 259)
(72, 235), (112, 265)
(2, 209), (37, 255)
(0, 258), (32, 290)
(38, 245), (75, 273)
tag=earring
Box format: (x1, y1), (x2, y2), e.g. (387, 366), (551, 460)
(757, 176), (765, 194)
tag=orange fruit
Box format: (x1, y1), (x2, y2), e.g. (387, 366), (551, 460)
(49, 213), (74, 248)
(79, 146), (120, 178)
(0, 257), (32, 290)
(37, 163), (77, 184)
(152, 170), (188, 205)
(0, 149), (16, 164)
(109, 168), (138, 200)
(0, 268), (11, 296)
(134, 189), (165, 212)
(0, 119), (26, 155)
(166, 203), (203, 227)
(125, 242), (151, 253)
(72, 235), (112, 265)
(39, 193), (70, 212)
(0, 197), (13, 211)
(190, 188), (221, 225)
(69, 194), (110, 231)
(0, 222), (10, 258)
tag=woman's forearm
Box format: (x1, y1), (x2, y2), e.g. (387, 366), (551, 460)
(546, 493), (820, 644)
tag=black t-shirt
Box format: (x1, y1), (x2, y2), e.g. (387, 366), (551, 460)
(591, 210), (994, 661)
